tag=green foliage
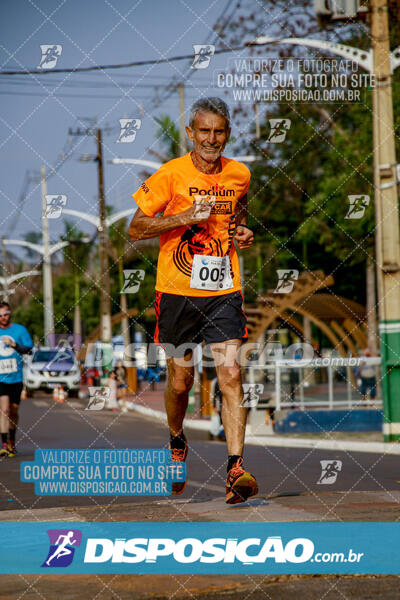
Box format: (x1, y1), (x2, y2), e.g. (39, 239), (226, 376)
(153, 115), (180, 161)
(109, 247), (158, 320)
(62, 220), (91, 279)
(240, 68), (399, 305)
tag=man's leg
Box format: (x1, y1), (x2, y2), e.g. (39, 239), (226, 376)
(0, 395), (10, 456)
(165, 355), (194, 437)
(165, 355), (194, 495)
(7, 383), (22, 455)
(210, 339), (246, 455)
(210, 339), (258, 504)
(8, 402), (19, 454)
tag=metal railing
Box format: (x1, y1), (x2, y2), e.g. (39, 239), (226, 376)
(245, 357), (382, 411)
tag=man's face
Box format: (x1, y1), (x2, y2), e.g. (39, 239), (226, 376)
(0, 307), (11, 327)
(186, 111), (230, 163)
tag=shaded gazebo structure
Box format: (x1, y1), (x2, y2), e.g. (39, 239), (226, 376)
(246, 270), (367, 357)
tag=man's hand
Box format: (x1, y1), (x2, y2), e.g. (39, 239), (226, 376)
(234, 225), (254, 249)
(180, 198), (215, 226)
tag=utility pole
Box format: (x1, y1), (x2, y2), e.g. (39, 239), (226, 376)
(254, 103), (261, 139)
(68, 124), (113, 352)
(96, 128), (112, 344)
(41, 165), (55, 344)
(370, 0), (400, 442)
(178, 82), (186, 156)
(1, 238), (9, 302)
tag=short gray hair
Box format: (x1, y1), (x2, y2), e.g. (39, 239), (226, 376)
(189, 97), (230, 129)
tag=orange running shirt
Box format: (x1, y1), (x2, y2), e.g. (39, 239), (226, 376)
(132, 152), (250, 297)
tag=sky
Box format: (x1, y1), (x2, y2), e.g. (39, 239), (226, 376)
(0, 0), (263, 255)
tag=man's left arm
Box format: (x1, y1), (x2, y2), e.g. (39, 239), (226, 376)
(234, 193), (254, 249)
(7, 327), (33, 355)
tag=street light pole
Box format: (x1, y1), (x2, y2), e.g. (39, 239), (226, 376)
(178, 82), (186, 157)
(371, 0), (400, 441)
(1, 237), (9, 302)
(96, 128), (112, 344)
(41, 165), (55, 343)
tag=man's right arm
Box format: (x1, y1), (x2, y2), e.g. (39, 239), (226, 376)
(129, 202), (212, 242)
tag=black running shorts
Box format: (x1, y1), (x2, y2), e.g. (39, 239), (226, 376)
(154, 290), (248, 357)
(0, 381), (23, 405)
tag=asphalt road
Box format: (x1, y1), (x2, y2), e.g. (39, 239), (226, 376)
(0, 391), (399, 513)
(1, 392), (400, 599)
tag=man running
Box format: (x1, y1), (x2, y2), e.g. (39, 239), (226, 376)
(45, 531), (77, 566)
(129, 97), (258, 504)
(0, 301), (33, 457)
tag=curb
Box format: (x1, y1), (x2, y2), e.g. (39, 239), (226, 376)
(130, 404), (400, 455)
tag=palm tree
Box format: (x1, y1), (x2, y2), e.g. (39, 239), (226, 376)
(62, 221), (91, 344)
(149, 114), (181, 163)
(108, 217), (131, 349)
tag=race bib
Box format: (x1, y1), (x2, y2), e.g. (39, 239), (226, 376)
(0, 358), (17, 374)
(190, 254), (233, 291)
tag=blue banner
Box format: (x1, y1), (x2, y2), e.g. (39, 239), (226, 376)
(0, 522), (399, 574)
(20, 449), (185, 496)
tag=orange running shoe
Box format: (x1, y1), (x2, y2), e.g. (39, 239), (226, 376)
(169, 435), (188, 495)
(7, 442), (16, 458)
(225, 457), (258, 504)
(0, 443), (9, 457)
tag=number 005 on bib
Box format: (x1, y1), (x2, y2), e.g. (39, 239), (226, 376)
(190, 255), (233, 291)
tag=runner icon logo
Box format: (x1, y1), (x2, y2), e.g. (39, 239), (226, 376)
(191, 45), (215, 69)
(116, 119), (142, 143)
(87, 387), (110, 411)
(43, 195), (67, 219)
(240, 384), (264, 408)
(317, 460), (342, 485)
(267, 119), (291, 143)
(47, 333), (82, 353)
(37, 45), (62, 69)
(41, 529), (82, 567)
(345, 195), (370, 219)
(121, 270), (145, 294)
(274, 270), (299, 294)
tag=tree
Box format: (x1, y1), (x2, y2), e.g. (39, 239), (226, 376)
(61, 221), (91, 343)
(149, 115), (181, 163)
(108, 217), (131, 347)
(221, 0), (399, 352)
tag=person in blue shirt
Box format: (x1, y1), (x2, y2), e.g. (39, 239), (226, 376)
(0, 302), (33, 457)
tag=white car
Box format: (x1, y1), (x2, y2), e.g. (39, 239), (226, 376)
(24, 347), (81, 397)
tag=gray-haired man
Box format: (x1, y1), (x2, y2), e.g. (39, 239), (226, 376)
(129, 97), (258, 504)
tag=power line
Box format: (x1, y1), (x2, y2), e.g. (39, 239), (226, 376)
(149, 1), (241, 111)
(0, 46), (243, 76)
(0, 75), (212, 87)
(0, 90), (166, 99)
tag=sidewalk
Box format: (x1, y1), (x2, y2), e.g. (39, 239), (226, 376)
(128, 382), (400, 455)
